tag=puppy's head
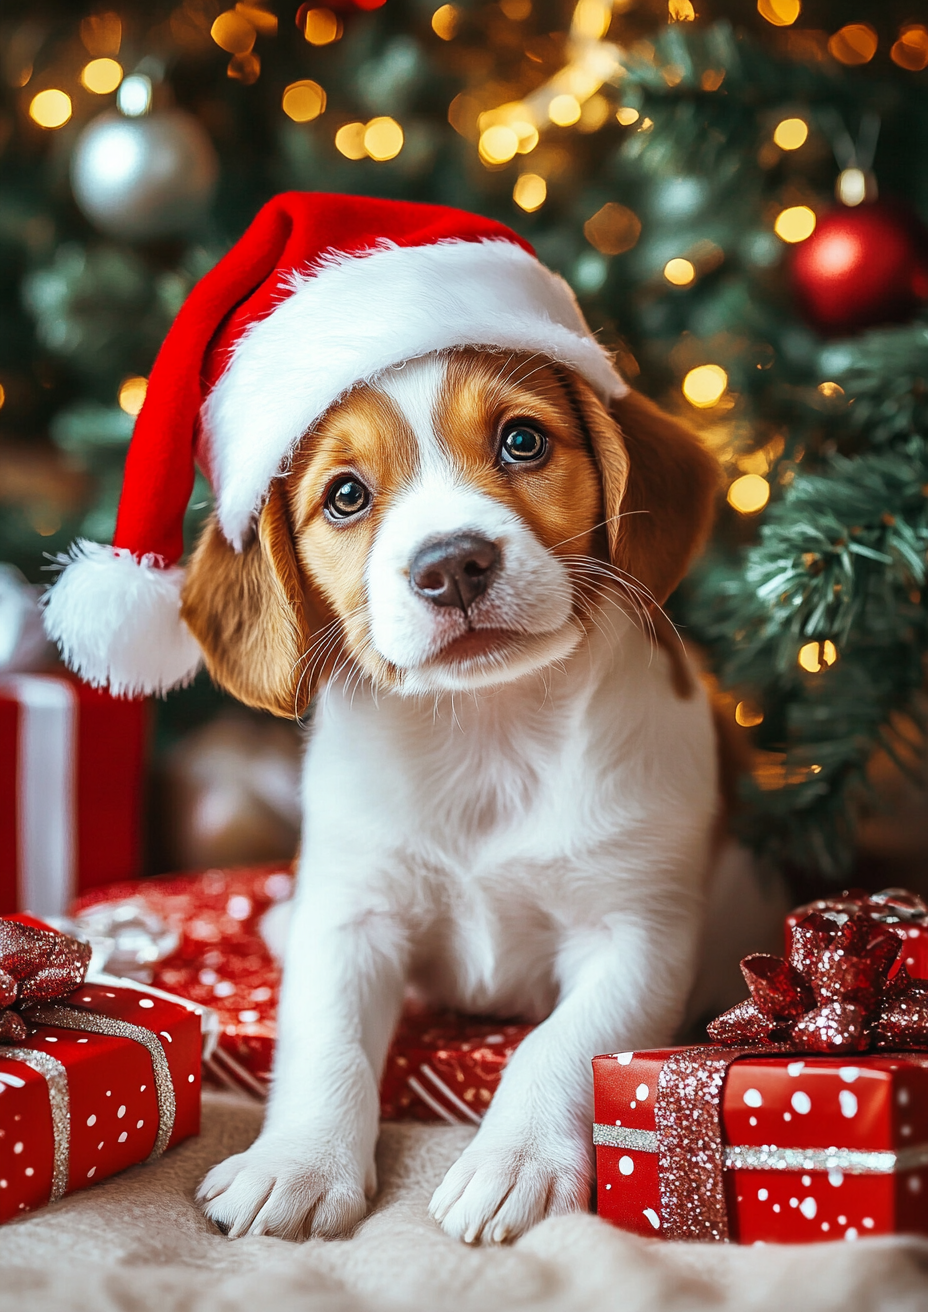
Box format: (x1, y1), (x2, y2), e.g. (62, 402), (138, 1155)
(181, 351), (718, 715)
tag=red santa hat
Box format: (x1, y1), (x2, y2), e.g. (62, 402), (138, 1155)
(43, 191), (628, 697)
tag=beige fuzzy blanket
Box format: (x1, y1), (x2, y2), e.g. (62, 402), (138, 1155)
(4, 1092), (928, 1312)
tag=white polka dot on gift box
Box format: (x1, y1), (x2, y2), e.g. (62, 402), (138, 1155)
(741, 1170), (895, 1241)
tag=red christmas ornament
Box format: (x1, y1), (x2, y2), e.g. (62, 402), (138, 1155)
(790, 200), (928, 335)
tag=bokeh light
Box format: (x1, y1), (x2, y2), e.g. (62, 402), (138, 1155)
(773, 117), (807, 150)
(548, 95), (581, 127)
(616, 107), (640, 126)
(118, 376), (148, 416)
(364, 117), (403, 161)
(81, 58), (123, 95)
(818, 381), (845, 398)
(798, 640), (838, 673)
(335, 123), (367, 159)
(668, 0), (695, 20)
(573, 0), (612, 39)
(891, 25), (928, 71)
(211, 10), (256, 54)
(302, 8), (341, 45)
(513, 173), (546, 212)
(682, 363), (728, 408)
(431, 4), (459, 39)
(583, 203), (641, 255)
(282, 80), (326, 123)
(774, 205), (816, 243)
(735, 700), (764, 728)
(663, 257), (695, 286)
(479, 125), (519, 164)
(29, 90), (72, 129)
(727, 473), (770, 514)
(757, 0), (801, 26)
(827, 24), (877, 65)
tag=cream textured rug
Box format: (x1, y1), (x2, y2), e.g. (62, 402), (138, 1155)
(3, 1092), (928, 1312)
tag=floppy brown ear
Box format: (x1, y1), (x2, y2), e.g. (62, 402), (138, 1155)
(180, 481), (318, 718)
(579, 386), (719, 606)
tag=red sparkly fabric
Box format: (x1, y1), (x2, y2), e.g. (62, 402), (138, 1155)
(74, 867), (533, 1120)
(709, 909), (928, 1053)
(0, 917), (92, 1041)
(786, 888), (928, 980)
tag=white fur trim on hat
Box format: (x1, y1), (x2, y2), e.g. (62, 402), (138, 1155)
(203, 238), (628, 549)
(42, 541), (202, 697)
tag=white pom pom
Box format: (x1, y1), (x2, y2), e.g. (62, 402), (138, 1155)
(42, 541), (202, 697)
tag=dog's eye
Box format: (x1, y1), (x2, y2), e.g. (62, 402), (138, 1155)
(500, 425), (547, 464)
(325, 478), (370, 520)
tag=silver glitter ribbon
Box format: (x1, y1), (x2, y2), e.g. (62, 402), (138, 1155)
(594, 1124), (928, 1174)
(25, 1002), (176, 1161)
(1, 1000), (178, 1208)
(2, 1048), (70, 1202)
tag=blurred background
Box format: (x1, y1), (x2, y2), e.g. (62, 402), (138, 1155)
(1, 0), (927, 892)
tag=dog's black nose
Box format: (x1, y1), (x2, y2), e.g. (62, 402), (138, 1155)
(409, 533), (500, 611)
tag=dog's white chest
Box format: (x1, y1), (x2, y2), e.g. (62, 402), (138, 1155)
(300, 610), (718, 1018)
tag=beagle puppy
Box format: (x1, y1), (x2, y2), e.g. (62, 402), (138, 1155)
(183, 347), (769, 1243)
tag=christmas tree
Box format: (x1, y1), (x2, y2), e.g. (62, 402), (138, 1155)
(1, 0), (926, 880)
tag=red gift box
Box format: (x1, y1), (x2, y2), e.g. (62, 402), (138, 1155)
(73, 866), (533, 1120)
(1, 922), (202, 1223)
(0, 672), (148, 918)
(786, 889), (928, 981)
(592, 1046), (928, 1244)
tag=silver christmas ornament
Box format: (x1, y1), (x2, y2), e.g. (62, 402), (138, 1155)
(70, 108), (219, 241)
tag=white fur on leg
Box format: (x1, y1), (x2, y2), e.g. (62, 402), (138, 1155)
(42, 540), (202, 697)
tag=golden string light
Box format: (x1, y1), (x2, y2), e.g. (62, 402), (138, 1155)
(663, 257), (695, 286)
(118, 376), (148, 417)
(727, 473), (770, 514)
(798, 640), (838, 673)
(774, 205), (816, 243)
(335, 117), (404, 161)
(773, 117), (807, 150)
(282, 80), (326, 123)
(364, 117), (404, 160)
(431, 5), (459, 40)
(757, 0), (800, 27)
(302, 9), (342, 46)
(827, 24), (877, 66)
(29, 90), (72, 129)
(734, 700), (764, 728)
(473, 0), (626, 194)
(682, 364), (727, 408)
(80, 58), (123, 94)
(211, 5), (277, 81)
(891, 25), (928, 71)
(549, 94), (582, 126)
(513, 173), (547, 212)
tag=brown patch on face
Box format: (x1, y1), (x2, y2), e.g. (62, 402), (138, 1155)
(434, 350), (608, 624)
(184, 348), (717, 714)
(285, 385), (419, 688)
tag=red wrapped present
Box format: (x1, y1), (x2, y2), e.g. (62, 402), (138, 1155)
(786, 888), (928, 981)
(73, 866), (533, 1120)
(593, 1047), (928, 1244)
(0, 673), (148, 918)
(0, 916), (202, 1223)
(593, 906), (928, 1243)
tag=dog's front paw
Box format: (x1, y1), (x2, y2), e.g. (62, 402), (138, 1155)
(198, 1135), (369, 1240)
(428, 1129), (591, 1245)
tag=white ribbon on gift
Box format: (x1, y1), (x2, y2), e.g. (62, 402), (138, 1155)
(0, 674), (77, 917)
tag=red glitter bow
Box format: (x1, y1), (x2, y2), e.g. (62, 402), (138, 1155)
(0, 919), (92, 1043)
(708, 911), (928, 1054)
